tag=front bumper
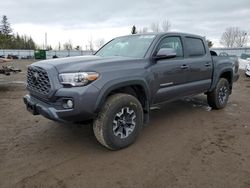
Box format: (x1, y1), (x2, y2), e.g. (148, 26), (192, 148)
(24, 95), (69, 122)
(23, 84), (100, 122)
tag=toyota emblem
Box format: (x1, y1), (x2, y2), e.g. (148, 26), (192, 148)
(32, 72), (39, 83)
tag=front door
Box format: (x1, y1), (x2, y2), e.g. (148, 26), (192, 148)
(149, 36), (190, 103)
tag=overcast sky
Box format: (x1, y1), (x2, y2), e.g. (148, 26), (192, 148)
(0, 0), (249, 49)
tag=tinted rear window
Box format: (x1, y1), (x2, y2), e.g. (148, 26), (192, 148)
(186, 37), (206, 56)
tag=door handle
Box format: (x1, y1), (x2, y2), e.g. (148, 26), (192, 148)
(205, 62), (211, 67)
(181, 65), (189, 69)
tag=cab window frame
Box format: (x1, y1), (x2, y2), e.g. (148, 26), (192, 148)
(154, 36), (184, 59)
(185, 37), (206, 57)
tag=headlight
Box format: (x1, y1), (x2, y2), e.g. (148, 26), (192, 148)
(59, 72), (99, 87)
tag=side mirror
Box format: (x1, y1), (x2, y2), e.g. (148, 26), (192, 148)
(155, 48), (177, 59)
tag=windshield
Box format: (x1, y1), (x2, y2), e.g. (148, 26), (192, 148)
(95, 35), (156, 58)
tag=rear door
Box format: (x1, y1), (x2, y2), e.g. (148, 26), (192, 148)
(183, 37), (213, 93)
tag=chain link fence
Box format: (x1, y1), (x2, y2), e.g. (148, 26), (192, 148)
(0, 49), (34, 59)
(1, 48), (250, 60)
(45, 50), (93, 59)
(0, 49), (94, 59)
(212, 47), (250, 59)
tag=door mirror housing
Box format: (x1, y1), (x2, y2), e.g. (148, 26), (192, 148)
(155, 48), (177, 59)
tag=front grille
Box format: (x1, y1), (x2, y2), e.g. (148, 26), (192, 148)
(27, 66), (51, 95)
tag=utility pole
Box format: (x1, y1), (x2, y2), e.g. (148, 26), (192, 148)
(45, 32), (47, 50)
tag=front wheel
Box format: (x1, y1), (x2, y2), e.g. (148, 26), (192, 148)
(207, 78), (230, 109)
(93, 93), (143, 150)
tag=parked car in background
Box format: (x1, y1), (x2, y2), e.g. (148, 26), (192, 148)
(246, 61), (250, 77)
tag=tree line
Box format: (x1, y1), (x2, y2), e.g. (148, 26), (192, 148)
(131, 18), (171, 34)
(0, 15), (248, 50)
(0, 15), (37, 49)
(131, 19), (213, 48)
(220, 27), (248, 48)
(131, 19), (248, 48)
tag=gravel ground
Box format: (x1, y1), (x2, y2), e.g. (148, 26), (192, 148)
(0, 60), (250, 188)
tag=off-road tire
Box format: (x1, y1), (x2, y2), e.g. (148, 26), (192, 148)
(207, 78), (230, 109)
(93, 93), (143, 150)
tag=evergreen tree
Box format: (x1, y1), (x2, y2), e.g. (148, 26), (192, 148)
(0, 15), (13, 49)
(131, 25), (137, 34)
(0, 15), (37, 49)
(0, 15), (13, 35)
(207, 40), (213, 48)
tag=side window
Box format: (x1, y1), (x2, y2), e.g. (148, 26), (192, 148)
(157, 37), (183, 57)
(186, 37), (206, 56)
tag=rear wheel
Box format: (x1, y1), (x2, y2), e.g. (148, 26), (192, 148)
(93, 93), (143, 150)
(207, 78), (230, 109)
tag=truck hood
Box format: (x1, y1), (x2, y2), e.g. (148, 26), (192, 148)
(32, 55), (144, 73)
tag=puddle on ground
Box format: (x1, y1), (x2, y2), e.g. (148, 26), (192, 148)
(150, 96), (212, 112)
(202, 106), (212, 111)
(183, 97), (212, 112)
(223, 102), (240, 117)
(232, 103), (238, 107)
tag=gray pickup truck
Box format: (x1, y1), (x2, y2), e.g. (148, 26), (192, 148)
(24, 32), (239, 150)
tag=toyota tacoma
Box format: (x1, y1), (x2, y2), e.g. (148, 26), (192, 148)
(24, 32), (239, 150)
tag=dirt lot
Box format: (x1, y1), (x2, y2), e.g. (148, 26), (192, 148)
(0, 60), (250, 188)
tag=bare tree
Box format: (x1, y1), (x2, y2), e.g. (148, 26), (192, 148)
(142, 27), (148, 33)
(161, 19), (171, 32)
(150, 19), (171, 33)
(235, 31), (248, 47)
(63, 41), (73, 50)
(220, 27), (248, 48)
(138, 27), (148, 34)
(58, 42), (61, 50)
(88, 37), (94, 51)
(150, 22), (160, 32)
(95, 38), (106, 49)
